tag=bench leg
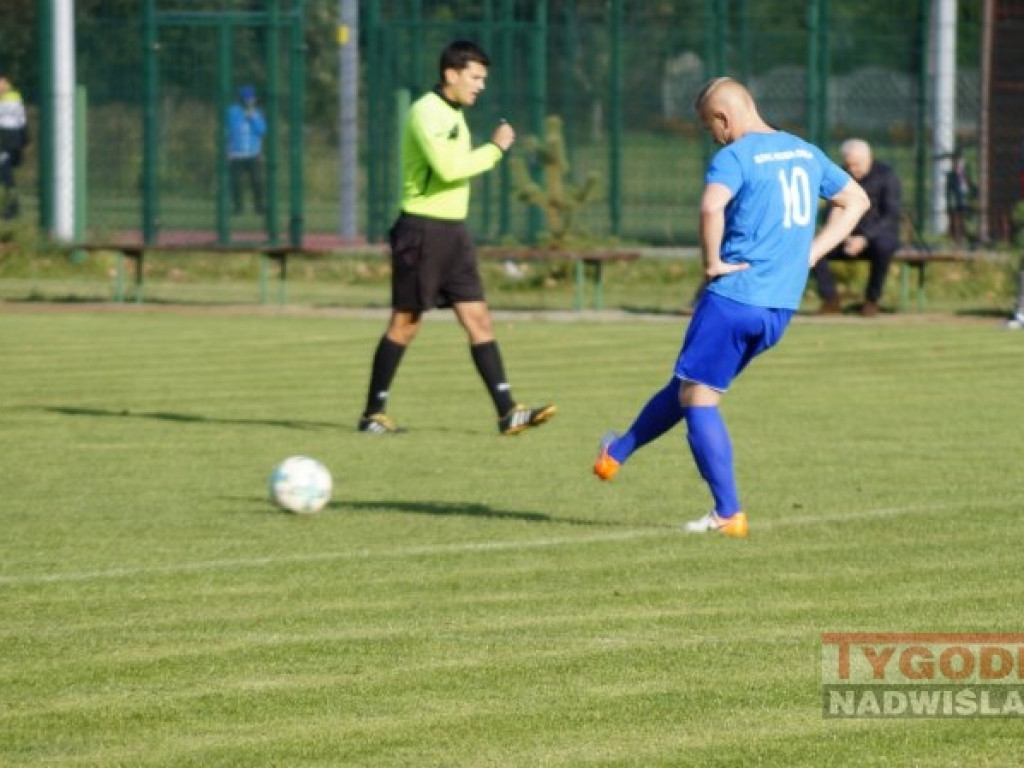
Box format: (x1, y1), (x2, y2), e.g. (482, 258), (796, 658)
(134, 252), (145, 303)
(574, 259), (584, 311)
(916, 263), (926, 312)
(278, 254), (288, 305)
(260, 254), (288, 305)
(899, 262), (927, 312)
(259, 254), (270, 304)
(260, 253), (268, 303)
(899, 262), (909, 312)
(116, 251), (144, 303)
(592, 260), (604, 310)
(115, 252), (126, 302)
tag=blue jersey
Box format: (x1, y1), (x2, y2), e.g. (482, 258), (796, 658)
(704, 131), (850, 310)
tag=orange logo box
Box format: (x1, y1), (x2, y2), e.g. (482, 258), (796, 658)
(822, 633), (1024, 683)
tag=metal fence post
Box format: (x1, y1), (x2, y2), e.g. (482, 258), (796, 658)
(364, 1), (380, 242)
(395, 87), (410, 212)
(72, 85), (86, 258)
(266, 0), (282, 245)
(338, 0), (359, 240)
(289, 0), (306, 247)
(807, 0), (829, 149)
(142, 0), (159, 245)
(38, 0), (54, 232)
(608, 0), (622, 238)
(217, 18), (231, 245)
(528, 0), (547, 242)
(915, 0), (930, 234)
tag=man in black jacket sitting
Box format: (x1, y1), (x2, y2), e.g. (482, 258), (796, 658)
(812, 138), (901, 317)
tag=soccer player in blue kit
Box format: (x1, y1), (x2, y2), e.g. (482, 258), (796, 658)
(593, 78), (870, 538)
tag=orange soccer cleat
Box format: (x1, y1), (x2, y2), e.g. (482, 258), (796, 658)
(683, 510), (748, 539)
(593, 431), (621, 481)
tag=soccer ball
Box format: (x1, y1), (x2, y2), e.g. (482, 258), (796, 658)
(269, 456), (333, 514)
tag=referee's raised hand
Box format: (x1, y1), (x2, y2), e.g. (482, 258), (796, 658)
(492, 119), (515, 152)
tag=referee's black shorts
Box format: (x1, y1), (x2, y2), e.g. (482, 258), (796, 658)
(389, 213), (486, 312)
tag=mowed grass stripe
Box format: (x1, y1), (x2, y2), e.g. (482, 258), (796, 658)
(3, 502), (1017, 682)
(1, 491), (1015, 586)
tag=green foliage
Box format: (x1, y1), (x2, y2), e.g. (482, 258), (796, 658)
(0, 0), (36, 93)
(508, 115), (599, 248)
(3, 311), (1024, 765)
(1011, 200), (1024, 245)
(0, 220), (65, 271)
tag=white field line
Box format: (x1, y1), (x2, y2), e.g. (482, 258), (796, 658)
(0, 530), (662, 586)
(0, 500), (1010, 587)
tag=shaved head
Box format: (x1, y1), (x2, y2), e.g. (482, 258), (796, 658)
(693, 77), (751, 114)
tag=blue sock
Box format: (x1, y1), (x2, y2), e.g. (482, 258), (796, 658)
(609, 380), (685, 463)
(684, 405), (741, 517)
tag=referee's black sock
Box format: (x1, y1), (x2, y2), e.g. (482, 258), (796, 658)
(471, 340), (515, 416)
(364, 336), (406, 416)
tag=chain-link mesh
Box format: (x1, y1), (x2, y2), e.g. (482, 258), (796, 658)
(364, 0), (985, 246)
(11, 1), (995, 247)
(74, 1), (307, 244)
(990, 0), (1024, 241)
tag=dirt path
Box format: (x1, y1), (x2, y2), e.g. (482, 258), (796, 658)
(0, 298), (1007, 327)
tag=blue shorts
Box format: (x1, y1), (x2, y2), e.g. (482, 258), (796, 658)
(674, 290), (794, 392)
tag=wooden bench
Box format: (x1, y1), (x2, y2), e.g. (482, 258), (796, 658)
(477, 247), (641, 310)
(63, 242), (640, 310)
(64, 242), (327, 304)
(891, 247), (1004, 311)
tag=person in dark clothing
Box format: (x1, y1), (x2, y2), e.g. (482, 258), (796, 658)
(812, 138), (900, 317)
(0, 76), (29, 220)
(945, 147), (973, 245)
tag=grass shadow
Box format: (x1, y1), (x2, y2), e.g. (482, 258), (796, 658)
(620, 304), (688, 317)
(342, 499), (630, 527)
(954, 306), (1012, 319)
(8, 293), (114, 304)
(38, 405), (339, 430)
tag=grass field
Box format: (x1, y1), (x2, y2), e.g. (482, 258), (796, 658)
(2, 306), (1023, 767)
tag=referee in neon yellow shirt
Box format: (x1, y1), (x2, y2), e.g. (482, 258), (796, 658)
(358, 40), (556, 436)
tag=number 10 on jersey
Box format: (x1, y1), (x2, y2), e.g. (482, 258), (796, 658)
(779, 167), (812, 228)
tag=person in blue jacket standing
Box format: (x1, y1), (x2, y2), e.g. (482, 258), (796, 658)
(227, 85), (267, 216)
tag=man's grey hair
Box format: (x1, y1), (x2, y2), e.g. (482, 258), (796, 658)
(840, 138), (872, 158)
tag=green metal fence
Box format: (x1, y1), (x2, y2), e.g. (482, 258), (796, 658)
(7, 0), (990, 248)
(364, 0), (949, 246)
(60, 0), (307, 246)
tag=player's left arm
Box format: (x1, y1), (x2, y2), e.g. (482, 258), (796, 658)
(700, 182), (749, 279)
(810, 179), (871, 266)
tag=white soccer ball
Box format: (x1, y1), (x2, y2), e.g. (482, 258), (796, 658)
(269, 456), (333, 514)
